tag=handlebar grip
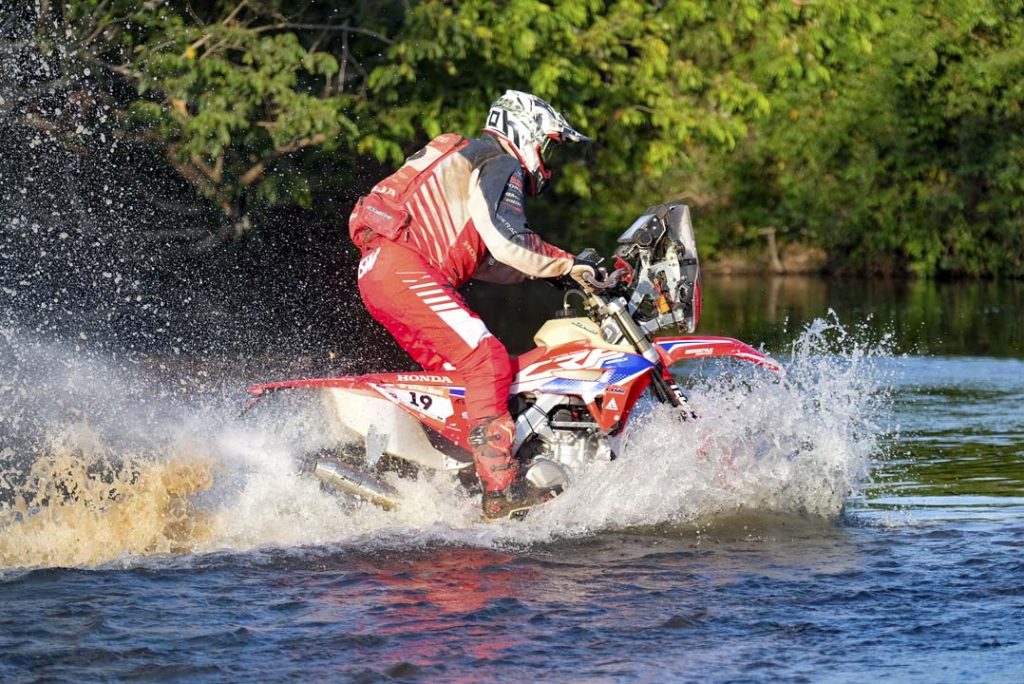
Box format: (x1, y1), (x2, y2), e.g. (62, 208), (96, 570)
(582, 268), (628, 291)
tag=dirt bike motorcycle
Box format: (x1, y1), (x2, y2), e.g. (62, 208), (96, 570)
(245, 202), (782, 515)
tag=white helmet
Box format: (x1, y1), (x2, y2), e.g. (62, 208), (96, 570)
(483, 89), (591, 196)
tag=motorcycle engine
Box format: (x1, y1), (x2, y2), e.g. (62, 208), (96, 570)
(518, 403), (614, 488)
(537, 407), (613, 473)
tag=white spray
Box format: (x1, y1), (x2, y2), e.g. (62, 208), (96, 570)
(0, 315), (890, 568)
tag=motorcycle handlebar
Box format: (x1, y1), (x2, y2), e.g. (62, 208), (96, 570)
(581, 267), (628, 291)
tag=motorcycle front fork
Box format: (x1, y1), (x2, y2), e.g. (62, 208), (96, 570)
(650, 371), (699, 421)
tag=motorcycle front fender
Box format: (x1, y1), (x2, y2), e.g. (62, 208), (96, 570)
(653, 336), (784, 373)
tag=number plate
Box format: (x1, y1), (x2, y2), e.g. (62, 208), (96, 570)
(372, 382), (456, 424)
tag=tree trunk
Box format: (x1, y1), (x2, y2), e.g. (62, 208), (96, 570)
(758, 227), (785, 274)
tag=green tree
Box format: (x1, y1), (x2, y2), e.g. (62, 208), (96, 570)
(23, 0), (397, 239)
(719, 0), (1024, 277)
(13, 0), (1023, 276)
(367, 0), (882, 251)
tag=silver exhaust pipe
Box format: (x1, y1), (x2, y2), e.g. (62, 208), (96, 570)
(313, 458), (400, 511)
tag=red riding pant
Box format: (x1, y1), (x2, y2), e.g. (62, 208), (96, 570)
(357, 240), (513, 423)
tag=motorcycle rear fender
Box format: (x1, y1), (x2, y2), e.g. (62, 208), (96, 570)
(247, 374), (472, 466)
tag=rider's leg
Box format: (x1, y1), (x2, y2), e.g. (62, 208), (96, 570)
(357, 241), (516, 492)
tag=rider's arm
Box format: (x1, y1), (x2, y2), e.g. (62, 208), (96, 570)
(472, 255), (526, 284)
(467, 159), (574, 279)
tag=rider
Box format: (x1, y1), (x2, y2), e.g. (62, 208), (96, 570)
(349, 90), (597, 519)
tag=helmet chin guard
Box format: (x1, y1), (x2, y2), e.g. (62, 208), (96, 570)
(484, 89), (590, 195)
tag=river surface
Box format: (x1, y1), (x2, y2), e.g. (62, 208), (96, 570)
(1, 277), (1023, 682)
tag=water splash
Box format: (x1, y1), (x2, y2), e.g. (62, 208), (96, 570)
(0, 316), (891, 569)
(0, 422), (214, 568)
(514, 314), (891, 539)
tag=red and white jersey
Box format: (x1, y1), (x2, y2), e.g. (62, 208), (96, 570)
(350, 133), (574, 287)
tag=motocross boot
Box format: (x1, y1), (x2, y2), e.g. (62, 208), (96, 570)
(470, 416), (561, 520)
(468, 415), (517, 493)
(481, 479), (560, 521)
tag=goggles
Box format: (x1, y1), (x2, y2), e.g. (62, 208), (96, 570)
(539, 134), (560, 166)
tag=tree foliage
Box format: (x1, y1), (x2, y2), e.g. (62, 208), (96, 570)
(21, 0), (399, 232)
(11, 0), (1024, 276)
(721, 0), (1024, 276)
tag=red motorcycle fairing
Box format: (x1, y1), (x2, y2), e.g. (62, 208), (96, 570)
(510, 341), (655, 433)
(244, 345), (656, 449)
(245, 336), (781, 451)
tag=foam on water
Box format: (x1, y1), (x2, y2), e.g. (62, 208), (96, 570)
(0, 316), (890, 568)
